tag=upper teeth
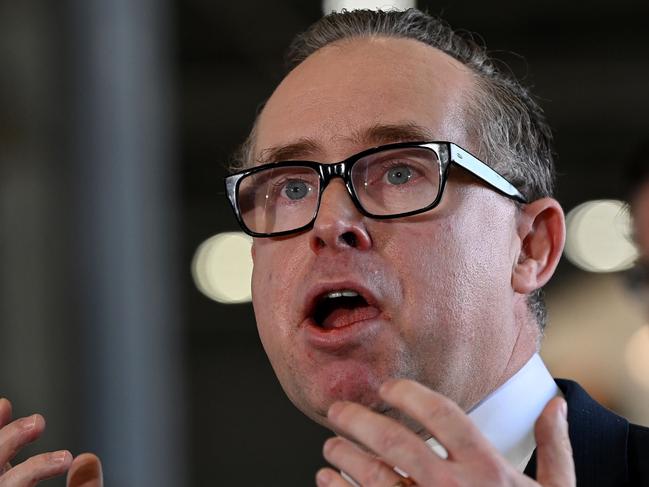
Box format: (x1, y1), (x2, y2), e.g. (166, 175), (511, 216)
(325, 290), (359, 299)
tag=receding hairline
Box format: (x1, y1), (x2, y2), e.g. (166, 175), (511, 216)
(247, 35), (483, 167)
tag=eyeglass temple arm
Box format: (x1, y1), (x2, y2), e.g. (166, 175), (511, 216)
(449, 145), (527, 203)
(225, 174), (243, 210)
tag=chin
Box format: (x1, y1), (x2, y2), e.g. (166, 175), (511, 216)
(287, 379), (387, 428)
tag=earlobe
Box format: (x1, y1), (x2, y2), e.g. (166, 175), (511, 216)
(512, 198), (566, 294)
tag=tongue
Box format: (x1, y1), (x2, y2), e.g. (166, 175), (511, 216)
(321, 305), (380, 329)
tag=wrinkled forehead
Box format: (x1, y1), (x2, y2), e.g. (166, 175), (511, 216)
(254, 36), (475, 165)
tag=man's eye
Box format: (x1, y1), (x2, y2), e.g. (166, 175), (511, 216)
(385, 165), (413, 185)
(283, 180), (311, 200)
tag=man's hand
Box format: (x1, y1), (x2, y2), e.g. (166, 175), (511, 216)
(315, 380), (575, 487)
(0, 398), (103, 487)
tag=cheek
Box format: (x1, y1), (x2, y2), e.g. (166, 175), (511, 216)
(383, 214), (512, 337)
(251, 240), (307, 345)
(253, 241), (310, 287)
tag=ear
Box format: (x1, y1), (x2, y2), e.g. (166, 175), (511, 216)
(512, 197), (566, 294)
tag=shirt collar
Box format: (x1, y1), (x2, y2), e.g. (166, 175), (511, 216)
(426, 353), (560, 472)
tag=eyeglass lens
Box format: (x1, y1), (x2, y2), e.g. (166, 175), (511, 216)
(237, 146), (442, 235)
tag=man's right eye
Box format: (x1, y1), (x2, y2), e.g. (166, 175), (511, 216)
(283, 180), (311, 200)
(385, 165), (413, 185)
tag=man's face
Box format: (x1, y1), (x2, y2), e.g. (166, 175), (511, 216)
(250, 37), (530, 430)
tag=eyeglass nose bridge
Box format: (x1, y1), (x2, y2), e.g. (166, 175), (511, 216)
(320, 160), (347, 180)
(319, 160), (352, 190)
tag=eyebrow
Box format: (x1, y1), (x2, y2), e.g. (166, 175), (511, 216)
(255, 122), (436, 164)
(349, 122), (435, 148)
(257, 138), (321, 164)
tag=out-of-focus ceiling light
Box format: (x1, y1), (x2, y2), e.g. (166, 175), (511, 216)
(625, 325), (649, 389)
(323, 0), (416, 15)
(192, 232), (253, 304)
(564, 199), (638, 273)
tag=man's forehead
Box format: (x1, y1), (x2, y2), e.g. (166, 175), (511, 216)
(256, 122), (435, 164)
(254, 36), (473, 165)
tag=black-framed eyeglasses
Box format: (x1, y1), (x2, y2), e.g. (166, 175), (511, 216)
(225, 141), (527, 238)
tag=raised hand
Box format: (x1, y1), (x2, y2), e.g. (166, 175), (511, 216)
(0, 398), (103, 487)
(316, 380), (575, 487)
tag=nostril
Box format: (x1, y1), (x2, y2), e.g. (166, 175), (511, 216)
(340, 232), (357, 247)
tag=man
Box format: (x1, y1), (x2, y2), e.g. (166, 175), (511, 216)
(224, 8), (649, 487)
(2, 8), (646, 487)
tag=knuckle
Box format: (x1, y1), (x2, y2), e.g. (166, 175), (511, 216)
(424, 401), (455, 424)
(376, 427), (407, 454)
(357, 459), (390, 486)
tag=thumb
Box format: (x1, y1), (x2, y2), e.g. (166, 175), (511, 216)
(67, 453), (103, 487)
(534, 397), (575, 487)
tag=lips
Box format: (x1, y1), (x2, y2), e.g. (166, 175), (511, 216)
(299, 281), (387, 352)
(312, 290), (381, 329)
(304, 282), (380, 324)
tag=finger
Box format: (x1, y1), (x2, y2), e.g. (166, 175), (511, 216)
(316, 467), (355, 487)
(322, 436), (406, 487)
(0, 450), (72, 487)
(327, 401), (443, 482)
(67, 453), (103, 487)
(379, 379), (491, 460)
(534, 397), (575, 487)
(0, 400), (15, 478)
(0, 415), (46, 467)
(0, 399), (13, 429)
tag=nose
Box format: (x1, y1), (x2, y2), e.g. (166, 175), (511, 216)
(309, 180), (372, 253)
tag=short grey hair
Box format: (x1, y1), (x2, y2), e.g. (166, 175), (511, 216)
(233, 8), (555, 330)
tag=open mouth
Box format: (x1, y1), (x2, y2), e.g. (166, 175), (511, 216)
(311, 289), (380, 329)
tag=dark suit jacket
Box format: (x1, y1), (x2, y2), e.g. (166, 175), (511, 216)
(524, 379), (649, 486)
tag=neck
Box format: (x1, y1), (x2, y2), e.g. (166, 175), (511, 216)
(497, 313), (541, 395)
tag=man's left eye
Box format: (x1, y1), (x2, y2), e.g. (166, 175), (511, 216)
(283, 180), (311, 200)
(386, 165), (413, 185)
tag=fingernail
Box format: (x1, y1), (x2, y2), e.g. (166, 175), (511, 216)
(327, 402), (344, 419)
(24, 415), (37, 430)
(51, 451), (69, 464)
(560, 400), (568, 420)
(316, 469), (332, 486)
(322, 437), (337, 456)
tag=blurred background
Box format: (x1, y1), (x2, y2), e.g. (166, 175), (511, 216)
(1, 0), (648, 485)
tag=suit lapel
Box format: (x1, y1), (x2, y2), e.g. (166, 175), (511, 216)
(524, 379), (629, 486)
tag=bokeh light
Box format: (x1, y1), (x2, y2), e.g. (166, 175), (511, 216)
(565, 199), (638, 273)
(192, 232), (253, 304)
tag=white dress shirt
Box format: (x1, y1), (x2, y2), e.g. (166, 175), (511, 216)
(426, 353), (560, 472)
